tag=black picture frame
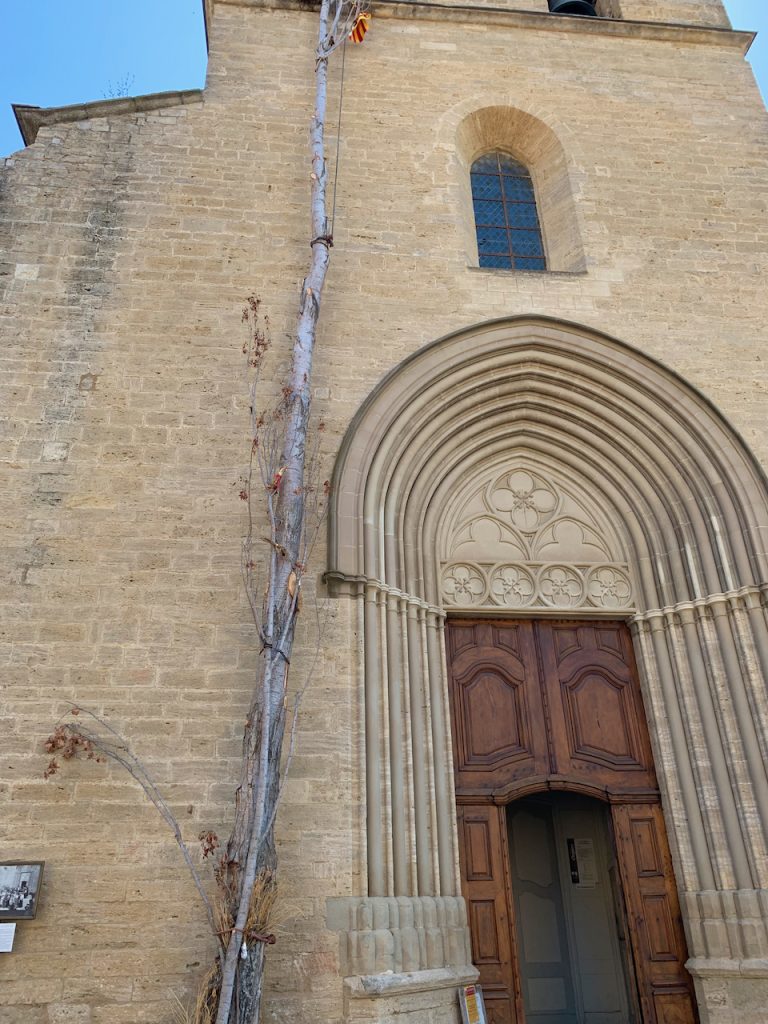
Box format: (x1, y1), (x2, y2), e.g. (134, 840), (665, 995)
(0, 862), (45, 921)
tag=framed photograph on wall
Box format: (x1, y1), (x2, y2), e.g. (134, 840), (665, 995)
(0, 862), (44, 921)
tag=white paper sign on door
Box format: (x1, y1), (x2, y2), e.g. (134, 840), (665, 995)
(567, 837), (598, 887)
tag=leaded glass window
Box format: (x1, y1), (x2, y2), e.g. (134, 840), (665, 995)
(471, 153), (546, 271)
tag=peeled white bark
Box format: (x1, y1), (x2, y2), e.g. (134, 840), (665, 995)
(213, 2), (360, 1022)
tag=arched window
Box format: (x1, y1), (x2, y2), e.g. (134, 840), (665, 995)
(471, 153), (546, 271)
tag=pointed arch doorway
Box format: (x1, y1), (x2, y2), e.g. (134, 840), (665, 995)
(448, 619), (697, 1024)
(326, 318), (768, 1022)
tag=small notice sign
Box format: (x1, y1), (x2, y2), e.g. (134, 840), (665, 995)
(567, 837), (598, 887)
(459, 983), (488, 1024)
(0, 923), (16, 953)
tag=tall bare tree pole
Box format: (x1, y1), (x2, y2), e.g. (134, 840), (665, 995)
(213, 1), (363, 1021)
(43, 3), (364, 1020)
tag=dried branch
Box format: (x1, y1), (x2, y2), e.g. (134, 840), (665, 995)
(45, 706), (224, 956)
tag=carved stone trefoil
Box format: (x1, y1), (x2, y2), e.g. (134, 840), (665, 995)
(440, 468), (635, 613)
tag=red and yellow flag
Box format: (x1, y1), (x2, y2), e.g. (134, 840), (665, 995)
(349, 12), (371, 43)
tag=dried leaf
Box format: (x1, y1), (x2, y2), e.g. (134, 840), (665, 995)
(287, 571), (302, 611)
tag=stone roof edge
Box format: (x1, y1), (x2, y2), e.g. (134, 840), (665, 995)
(12, 90), (204, 147)
(214, 0), (755, 52)
(203, 0), (214, 50)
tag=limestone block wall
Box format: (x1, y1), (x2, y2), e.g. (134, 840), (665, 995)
(0, 0), (766, 1022)
(375, 0), (731, 27)
(625, 0), (730, 27)
(1, 9), (361, 1020)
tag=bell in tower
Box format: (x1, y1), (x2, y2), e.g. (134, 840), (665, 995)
(548, 0), (598, 15)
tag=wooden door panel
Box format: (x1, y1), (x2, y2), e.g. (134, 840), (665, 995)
(536, 621), (657, 793)
(468, 898), (502, 961)
(448, 620), (696, 1024)
(653, 992), (698, 1024)
(464, 816), (496, 881)
(458, 805), (519, 1024)
(594, 623), (626, 658)
(612, 803), (697, 1023)
(631, 815), (665, 876)
(642, 893), (681, 961)
(565, 671), (636, 760)
(448, 622), (548, 796)
(460, 664), (528, 765)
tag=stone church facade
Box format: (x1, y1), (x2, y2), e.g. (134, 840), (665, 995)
(1, 1), (767, 1023)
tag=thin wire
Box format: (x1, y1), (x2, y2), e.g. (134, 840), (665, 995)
(330, 36), (348, 237)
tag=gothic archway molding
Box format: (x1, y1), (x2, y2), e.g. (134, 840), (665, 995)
(326, 317), (768, 986)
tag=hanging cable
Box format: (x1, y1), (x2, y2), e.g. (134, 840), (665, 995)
(329, 36), (348, 239)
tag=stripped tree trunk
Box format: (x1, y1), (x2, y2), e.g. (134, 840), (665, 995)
(213, 2), (362, 1021)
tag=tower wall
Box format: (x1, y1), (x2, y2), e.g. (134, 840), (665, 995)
(0, 2), (766, 1022)
(406, 0), (731, 28)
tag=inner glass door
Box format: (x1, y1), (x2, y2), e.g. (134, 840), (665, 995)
(507, 792), (640, 1024)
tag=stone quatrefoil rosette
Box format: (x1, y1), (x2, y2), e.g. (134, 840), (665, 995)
(440, 560), (634, 610)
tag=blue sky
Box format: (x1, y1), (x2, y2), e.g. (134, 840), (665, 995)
(0, 1), (765, 157)
(0, 1), (208, 157)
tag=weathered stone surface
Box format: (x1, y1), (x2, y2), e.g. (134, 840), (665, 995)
(1, 0), (766, 1021)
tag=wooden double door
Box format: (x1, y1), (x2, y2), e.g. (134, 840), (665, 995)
(447, 620), (697, 1024)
